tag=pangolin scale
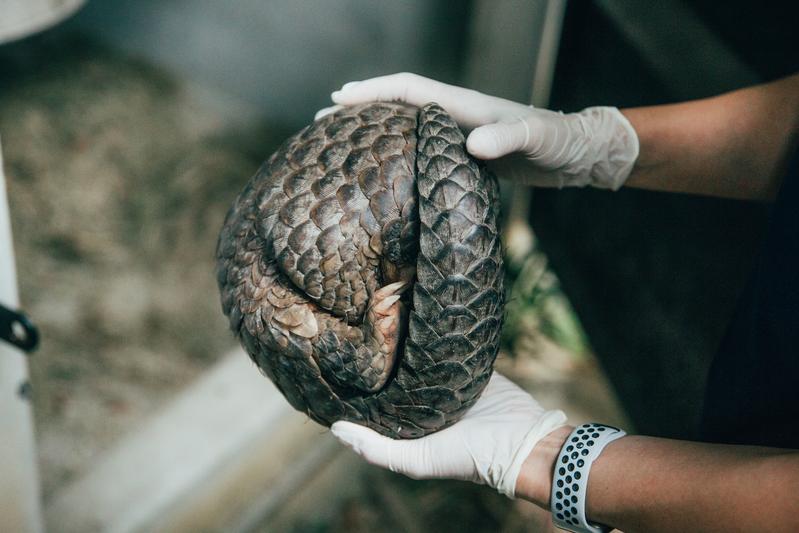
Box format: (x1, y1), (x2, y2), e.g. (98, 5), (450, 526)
(216, 102), (504, 438)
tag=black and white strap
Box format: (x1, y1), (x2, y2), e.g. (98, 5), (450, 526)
(551, 423), (626, 533)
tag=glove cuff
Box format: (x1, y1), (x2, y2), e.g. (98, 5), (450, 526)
(497, 409), (568, 499)
(579, 106), (640, 191)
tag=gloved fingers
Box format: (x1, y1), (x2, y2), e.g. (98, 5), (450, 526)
(331, 72), (527, 128)
(498, 409), (570, 498)
(482, 372), (524, 394)
(463, 371), (550, 422)
(331, 420), (427, 476)
(314, 104), (344, 120)
(331, 421), (390, 463)
(331, 73), (464, 112)
(465, 118), (531, 160)
(466, 110), (559, 161)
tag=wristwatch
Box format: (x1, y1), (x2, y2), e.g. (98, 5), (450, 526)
(550, 423), (626, 533)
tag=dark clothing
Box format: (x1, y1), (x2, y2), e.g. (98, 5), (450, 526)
(701, 147), (799, 449)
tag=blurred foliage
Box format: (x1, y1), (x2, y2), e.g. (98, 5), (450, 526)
(501, 226), (590, 360)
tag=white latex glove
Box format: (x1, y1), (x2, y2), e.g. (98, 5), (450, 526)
(316, 73), (639, 190)
(330, 373), (567, 498)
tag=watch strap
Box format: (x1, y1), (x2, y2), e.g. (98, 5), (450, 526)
(550, 423), (626, 532)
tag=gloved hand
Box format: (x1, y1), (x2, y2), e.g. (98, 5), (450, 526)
(330, 372), (567, 498)
(316, 73), (639, 190)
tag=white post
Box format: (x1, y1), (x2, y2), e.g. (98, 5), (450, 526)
(0, 137), (44, 533)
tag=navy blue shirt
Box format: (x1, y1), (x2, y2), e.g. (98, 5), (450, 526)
(701, 147), (799, 449)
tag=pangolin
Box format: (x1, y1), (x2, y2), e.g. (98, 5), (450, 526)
(216, 102), (504, 438)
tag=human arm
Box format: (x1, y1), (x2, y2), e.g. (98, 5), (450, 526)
(319, 72), (799, 200)
(517, 427), (799, 533)
(332, 374), (799, 532)
(623, 73), (799, 200)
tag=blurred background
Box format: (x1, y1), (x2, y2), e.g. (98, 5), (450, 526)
(0, 1), (796, 532)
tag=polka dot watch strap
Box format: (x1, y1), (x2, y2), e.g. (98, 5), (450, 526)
(550, 423), (626, 532)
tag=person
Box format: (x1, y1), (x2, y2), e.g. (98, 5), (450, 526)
(315, 72), (799, 532)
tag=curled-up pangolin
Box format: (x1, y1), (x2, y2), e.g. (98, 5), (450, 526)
(216, 102), (504, 438)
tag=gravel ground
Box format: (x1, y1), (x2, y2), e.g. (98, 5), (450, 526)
(0, 34), (288, 500)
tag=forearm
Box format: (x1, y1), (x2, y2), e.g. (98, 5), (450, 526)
(623, 73), (799, 201)
(516, 427), (799, 532)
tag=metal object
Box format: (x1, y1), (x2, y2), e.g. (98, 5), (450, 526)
(0, 304), (39, 353)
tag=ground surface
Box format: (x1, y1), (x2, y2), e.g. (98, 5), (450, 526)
(0, 34), (286, 499)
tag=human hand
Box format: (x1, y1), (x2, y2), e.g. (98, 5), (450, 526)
(316, 73), (639, 189)
(330, 372), (567, 499)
